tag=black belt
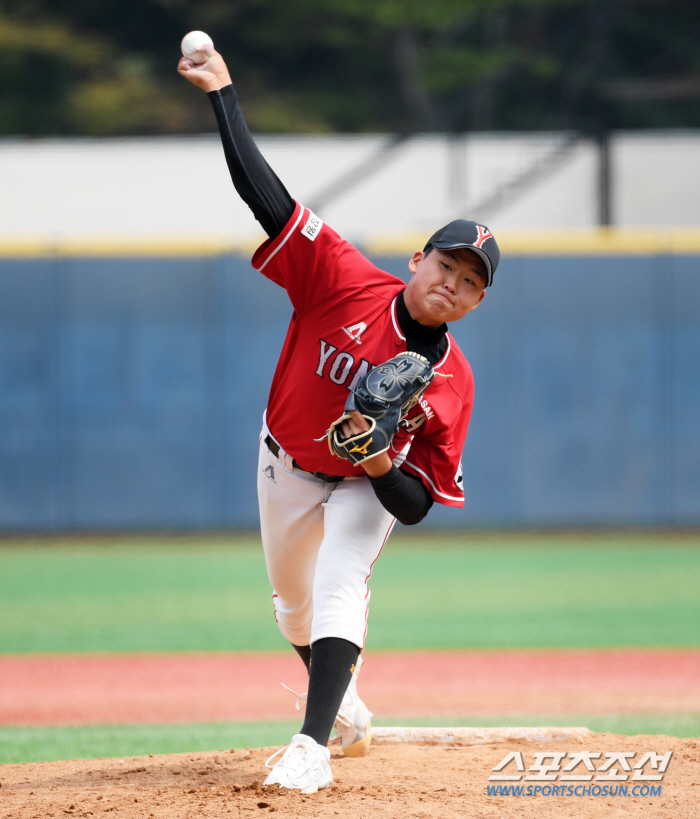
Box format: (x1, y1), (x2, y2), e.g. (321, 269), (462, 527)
(265, 435), (344, 483)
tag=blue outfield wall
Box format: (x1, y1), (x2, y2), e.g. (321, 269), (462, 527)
(0, 252), (698, 530)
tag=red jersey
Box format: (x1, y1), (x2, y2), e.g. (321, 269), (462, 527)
(251, 201), (474, 508)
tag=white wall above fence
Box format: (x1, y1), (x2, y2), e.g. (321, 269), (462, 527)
(2, 130), (698, 246)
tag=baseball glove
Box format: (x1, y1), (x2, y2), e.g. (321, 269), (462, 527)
(327, 351), (434, 465)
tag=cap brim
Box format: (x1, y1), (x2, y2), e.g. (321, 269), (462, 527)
(429, 241), (493, 286)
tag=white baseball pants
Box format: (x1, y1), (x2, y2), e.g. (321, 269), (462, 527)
(257, 420), (396, 650)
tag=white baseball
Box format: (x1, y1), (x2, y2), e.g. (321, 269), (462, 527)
(181, 31), (214, 65)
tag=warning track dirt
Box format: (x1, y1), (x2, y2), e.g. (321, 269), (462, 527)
(1, 649), (698, 725)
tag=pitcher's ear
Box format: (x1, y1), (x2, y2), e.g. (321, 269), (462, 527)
(408, 250), (425, 275)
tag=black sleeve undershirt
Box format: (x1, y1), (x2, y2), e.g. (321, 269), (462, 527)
(207, 84), (294, 239)
(369, 466), (434, 526)
(207, 84), (435, 525)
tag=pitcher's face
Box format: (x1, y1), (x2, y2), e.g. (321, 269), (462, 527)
(404, 247), (486, 327)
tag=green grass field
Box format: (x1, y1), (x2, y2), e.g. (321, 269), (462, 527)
(1, 533), (699, 653)
(1, 533), (698, 762)
(2, 713), (699, 765)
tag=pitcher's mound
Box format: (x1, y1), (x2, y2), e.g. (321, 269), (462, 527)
(1, 731), (696, 818)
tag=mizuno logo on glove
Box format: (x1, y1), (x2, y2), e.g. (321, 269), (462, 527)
(349, 438), (373, 456)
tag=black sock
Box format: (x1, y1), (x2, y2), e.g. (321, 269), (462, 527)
(292, 643), (311, 672)
(299, 637), (360, 747)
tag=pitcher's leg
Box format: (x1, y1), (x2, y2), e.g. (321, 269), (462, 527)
(257, 436), (329, 648)
(299, 637), (359, 744)
(312, 476), (396, 648)
(293, 476), (394, 750)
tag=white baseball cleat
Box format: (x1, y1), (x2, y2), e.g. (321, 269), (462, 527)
(333, 655), (373, 757)
(264, 733), (333, 793)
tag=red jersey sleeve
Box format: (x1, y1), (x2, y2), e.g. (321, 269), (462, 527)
(251, 201), (385, 315)
(400, 348), (474, 508)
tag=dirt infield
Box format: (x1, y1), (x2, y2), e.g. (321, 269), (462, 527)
(2, 649), (699, 725)
(0, 733), (696, 818)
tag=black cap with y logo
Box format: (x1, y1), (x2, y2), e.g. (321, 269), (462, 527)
(424, 220), (500, 287)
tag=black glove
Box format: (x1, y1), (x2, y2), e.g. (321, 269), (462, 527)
(327, 352), (434, 465)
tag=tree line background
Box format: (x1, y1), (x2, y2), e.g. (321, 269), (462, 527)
(1, 0), (699, 137)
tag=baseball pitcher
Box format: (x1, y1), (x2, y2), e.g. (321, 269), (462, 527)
(179, 44), (500, 793)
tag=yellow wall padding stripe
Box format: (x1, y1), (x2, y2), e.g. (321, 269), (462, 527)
(366, 229), (700, 256)
(0, 237), (263, 259)
(1, 229), (700, 258)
